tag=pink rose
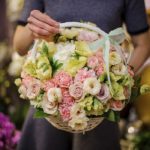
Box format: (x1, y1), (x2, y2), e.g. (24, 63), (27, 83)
(77, 30), (99, 42)
(21, 75), (41, 99)
(87, 56), (99, 69)
(42, 79), (57, 92)
(22, 75), (33, 87)
(69, 82), (84, 100)
(61, 88), (75, 105)
(110, 100), (125, 111)
(59, 103), (73, 121)
(75, 68), (96, 83)
(54, 71), (73, 88)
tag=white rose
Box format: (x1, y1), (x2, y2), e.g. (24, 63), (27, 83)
(111, 63), (127, 75)
(47, 88), (62, 103)
(42, 94), (58, 115)
(109, 52), (122, 65)
(83, 77), (101, 95)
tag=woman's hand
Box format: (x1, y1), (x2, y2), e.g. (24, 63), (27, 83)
(27, 10), (59, 40)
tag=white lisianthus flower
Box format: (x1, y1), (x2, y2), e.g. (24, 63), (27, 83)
(111, 63), (127, 75)
(68, 116), (89, 130)
(69, 103), (89, 130)
(54, 43), (75, 63)
(83, 77), (101, 95)
(42, 94), (58, 115)
(47, 88), (62, 103)
(70, 104), (86, 118)
(109, 52), (122, 65)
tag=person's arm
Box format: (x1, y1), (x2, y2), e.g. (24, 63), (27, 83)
(13, 10), (59, 56)
(129, 31), (150, 73)
(13, 25), (34, 55)
(123, 0), (150, 73)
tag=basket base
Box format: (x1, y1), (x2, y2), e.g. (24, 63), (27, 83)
(46, 116), (104, 133)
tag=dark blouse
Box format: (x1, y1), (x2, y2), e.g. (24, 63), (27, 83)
(19, 0), (149, 34)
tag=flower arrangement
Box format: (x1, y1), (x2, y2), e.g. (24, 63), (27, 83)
(16, 22), (150, 132)
(0, 113), (21, 150)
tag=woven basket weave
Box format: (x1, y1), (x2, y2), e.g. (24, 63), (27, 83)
(46, 116), (103, 133)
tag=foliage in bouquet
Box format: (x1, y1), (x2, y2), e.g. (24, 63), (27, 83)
(0, 113), (21, 150)
(16, 22), (150, 131)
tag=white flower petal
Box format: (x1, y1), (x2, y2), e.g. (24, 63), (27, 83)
(83, 77), (101, 95)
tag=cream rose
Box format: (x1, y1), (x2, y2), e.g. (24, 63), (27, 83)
(70, 103), (86, 118)
(42, 94), (58, 115)
(47, 88), (62, 103)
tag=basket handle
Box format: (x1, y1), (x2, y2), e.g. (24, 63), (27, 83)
(30, 22), (108, 58)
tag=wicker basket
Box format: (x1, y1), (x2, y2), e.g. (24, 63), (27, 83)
(46, 116), (103, 133)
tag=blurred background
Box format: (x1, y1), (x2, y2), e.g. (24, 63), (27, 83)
(0, 0), (150, 149)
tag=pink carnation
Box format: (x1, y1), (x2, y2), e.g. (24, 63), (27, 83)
(59, 88), (75, 121)
(61, 88), (75, 105)
(94, 51), (105, 76)
(42, 79), (57, 92)
(87, 56), (99, 69)
(95, 65), (104, 76)
(59, 104), (73, 122)
(54, 71), (73, 88)
(75, 68), (96, 83)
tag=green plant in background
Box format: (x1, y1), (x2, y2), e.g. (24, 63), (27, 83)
(0, 61), (29, 129)
(0, 31), (28, 130)
(133, 131), (150, 150)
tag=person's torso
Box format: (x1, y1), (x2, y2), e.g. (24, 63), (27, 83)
(43, 0), (125, 33)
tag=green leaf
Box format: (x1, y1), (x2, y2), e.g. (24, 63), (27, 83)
(40, 43), (49, 56)
(50, 58), (63, 75)
(34, 108), (49, 118)
(130, 76), (142, 102)
(105, 110), (120, 122)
